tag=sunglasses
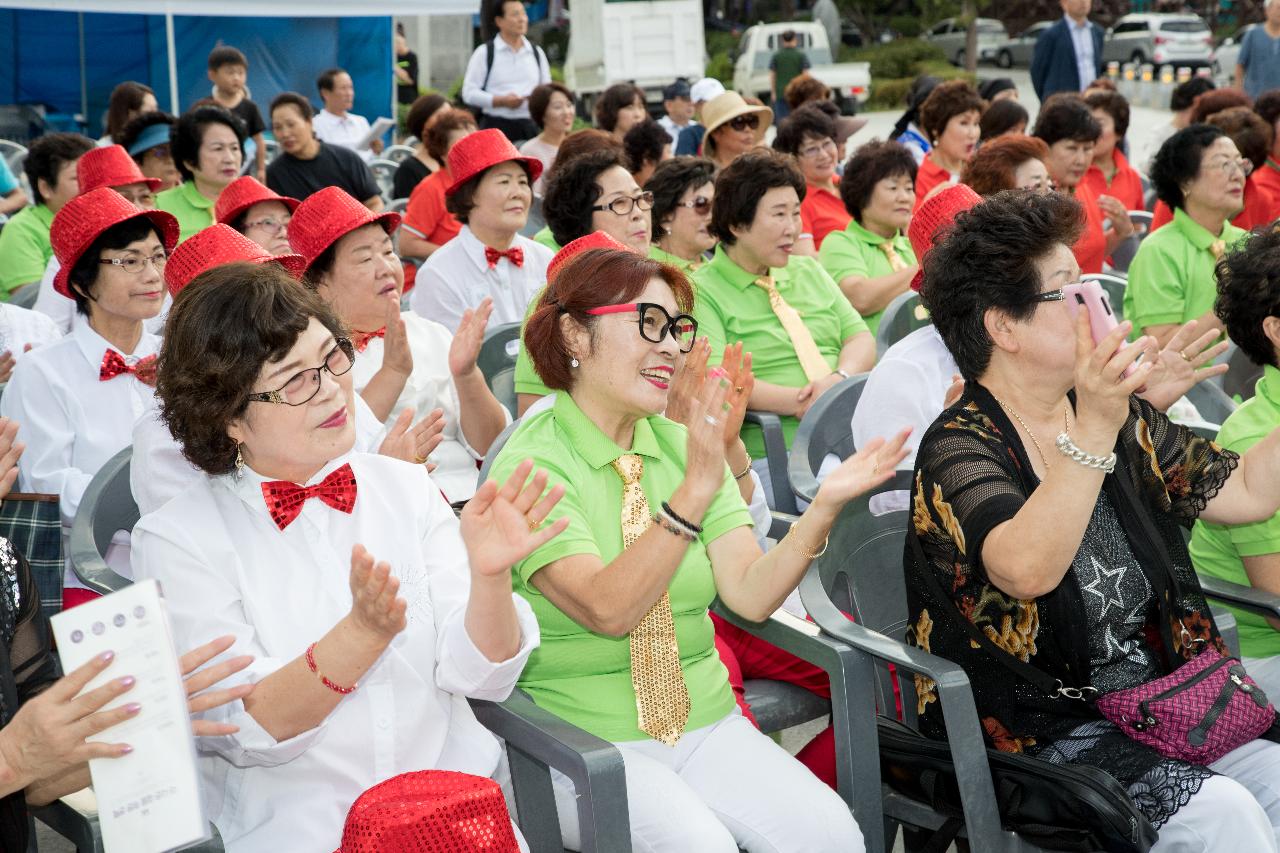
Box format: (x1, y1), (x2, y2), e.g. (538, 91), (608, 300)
(728, 114), (760, 132)
(678, 195), (712, 216)
(585, 302), (698, 353)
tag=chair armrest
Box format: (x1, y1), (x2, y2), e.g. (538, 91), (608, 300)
(768, 511), (797, 541)
(788, 450), (821, 507)
(1198, 574), (1280, 623)
(800, 570), (1007, 848)
(30, 798), (102, 852)
(68, 519), (129, 596)
(470, 691), (630, 853)
(744, 410), (799, 514)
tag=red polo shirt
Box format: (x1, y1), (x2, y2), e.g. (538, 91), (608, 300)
(1071, 181), (1107, 275)
(800, 177), (852, 250)
(1079, 148), (1144, 214)
(914, 155), (954, 209)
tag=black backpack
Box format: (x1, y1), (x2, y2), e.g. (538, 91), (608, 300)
(456, 36), (549, 117)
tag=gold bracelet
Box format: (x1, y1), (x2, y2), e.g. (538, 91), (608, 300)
(784, 520), (829, 559)
(732, 454), (753, 481)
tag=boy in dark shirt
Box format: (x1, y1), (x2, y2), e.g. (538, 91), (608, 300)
(769, 30), (810, 121)
(208, 45), (267, 182)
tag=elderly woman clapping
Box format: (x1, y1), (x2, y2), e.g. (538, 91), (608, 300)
(907, 189), (1280, 848)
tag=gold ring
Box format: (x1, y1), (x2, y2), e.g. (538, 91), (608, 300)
(414, 454), (429, 465)
(872, 464), (880, 475)
(735, 386), (744, 393)
(1179, 350), (1192, 362)
(527, 517), (539, 532)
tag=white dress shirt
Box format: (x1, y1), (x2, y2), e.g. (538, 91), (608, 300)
(34, 256), (168, 336)
(312, 109), (376, 164)
(353, 312), (508, 502)
(0, 301), (60, 357)
(1, 322), (159, 589)
(412, 225), (552, 334)
(129, 393), (387, 516)
(657, 115), (697, 146)
(461, 36), (551, 121)
(1066, 15), (1097, 91)
(131, 451), (538, 853)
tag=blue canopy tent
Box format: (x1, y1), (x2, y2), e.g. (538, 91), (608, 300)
(0, 1), (479, 140)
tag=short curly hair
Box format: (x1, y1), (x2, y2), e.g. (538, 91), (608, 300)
(1256, 89), (1280, 130)
(646, 157), (715, 234)
(921, 190), (1084, 380)
(839, 140), (917, 222)
(594, 83), (645, 133)
(269, 91), (313, 122)
(1032, 93), (1100, 146)
(1208, 106), (1273, 170)
(542, 148), (627, 247)
(960, 135), (1050, 197)
(171, 104), (246, 182)
(623, 119), (671, 174)
(918, 80), (984, 144)
(524, 249), (694, 391)
(772, 103), (835, 157)
(23, 132), (94, 205)
(405, 94), (449, 142)
(425, 109), (477, 163)
(978, 98), (1028, 142)
(543, 129), (622, 183)
(784, 74), (830, 111)
(1151, 124), (1224, 212)
(1216, 226), (1280, 369)
(529, 82), (575, 129)
(710, 150), (805, 246)
(1084, 90), (1131, 140)
(157, 262), (346, 476)
(1190, 88), (1251, 125)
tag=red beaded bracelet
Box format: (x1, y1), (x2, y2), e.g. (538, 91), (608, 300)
(305, 642), (358, 695)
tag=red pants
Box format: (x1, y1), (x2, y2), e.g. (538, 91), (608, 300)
(62, 587), (102, 610)
(711, 612), (838, 788)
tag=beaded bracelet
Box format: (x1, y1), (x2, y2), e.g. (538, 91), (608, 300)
(305, 642), (358, 695)
(661, 501), (703, 534)
(1054, 432), (1117, 474)
(652, 511), (697, 542)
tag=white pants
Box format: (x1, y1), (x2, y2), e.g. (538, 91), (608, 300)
(551, 710), (864, 852)
(1244, 655), (1280, 704)
(1151, 739), (1280, 852)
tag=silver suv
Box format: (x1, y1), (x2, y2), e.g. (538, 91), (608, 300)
(922, 17), (1009, 67)
(1102, 13), (1214, 69)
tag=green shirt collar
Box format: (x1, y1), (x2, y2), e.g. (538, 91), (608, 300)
(705, 244), (789, 290)
(843, 218), (905, 246)
(29, 204), (53, 228)
(552, 392), (661, 469)
(1170, 206), (1226, 250)
(1255, 364), (1280, 408)
(178, 180), (215, 210)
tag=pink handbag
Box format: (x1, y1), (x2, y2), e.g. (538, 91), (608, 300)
(1095, 647), (1274, 765)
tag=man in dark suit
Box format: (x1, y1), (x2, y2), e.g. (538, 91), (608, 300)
(1031, 0), (1105, 102)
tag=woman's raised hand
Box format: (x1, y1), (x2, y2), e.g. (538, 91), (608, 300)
(1072, 311), (1157, 447)
(814, 428), (912, 510)
(664, 336), (710, 426)
(448, 298), (495, 379)
(715, 343), (755, 450)
(683, 370), (732, 498)
(0, 651), (139, 789)
(380, 299), (413, 378)
(378, 407), (446, 469)
(0, 417), (24, 501)
(461, 459), (569, 578)
(347, 545), (407, 644)
(179, 635), (254, 737)
(1138, 320), (1230, 411)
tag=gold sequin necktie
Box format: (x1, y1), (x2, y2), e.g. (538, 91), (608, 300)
(752, 275), (831, 382)
(1210, 239), (1226, 260)
(611, 454), (690, 746)
(878, 239), (910, 272)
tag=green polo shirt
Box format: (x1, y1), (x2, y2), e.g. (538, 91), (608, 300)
(693, 245), (868, 457)
(491, 392), (749, 741)
(816, 219), (916, 336)
(648, 244), (704, 275)
(1190, 364), (1280, 658)
(532, 226), (561, 253)
(1123, 207), (1245, 335)
(0, 204), (54, 295)
(155, 181), (215, 244)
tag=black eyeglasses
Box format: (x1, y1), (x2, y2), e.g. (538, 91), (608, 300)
(728, 114), (760, 132)
(247, 339), (355, 406)
(592, 191), (655, 216)
(1032, 289), (1067, 303)
(678, 195), (712, 216)
(585, 302), (698, 352)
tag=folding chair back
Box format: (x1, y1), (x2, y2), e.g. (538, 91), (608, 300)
(787, 373), (867, 505)
(875, 291), (930, 357)
(69, 447), (136, 594)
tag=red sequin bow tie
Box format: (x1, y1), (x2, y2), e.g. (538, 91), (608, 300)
(353, 328), (386, 353)
(99, 350), (157, 386)
(484, 246), (524, 269)
(261, 463), (358, 531)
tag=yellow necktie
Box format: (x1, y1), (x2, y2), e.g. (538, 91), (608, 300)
(612, 454), (691, 746)
(1210, 239), (1226, 260)
(878, 239), (910, 272)
(752, 275), (831, 383)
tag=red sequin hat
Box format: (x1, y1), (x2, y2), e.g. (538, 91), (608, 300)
(289, 186), (402, 272)
(445, 128), (543, 196)
(334, 771), (520, 853)
(546, 230), (633, 284)
(214, 176), (300, 226)
(907, 183), (982, 292)
(76, 144), (161, 194)
(165, 224), (306, 297)
(51, 187), (179, 299)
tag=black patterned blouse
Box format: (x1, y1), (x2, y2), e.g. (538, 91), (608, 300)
(903, 382), (1274, 829)
(0, 538), (60, 853)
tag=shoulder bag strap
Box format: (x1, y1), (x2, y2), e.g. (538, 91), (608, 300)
(482, 37), (497, 91)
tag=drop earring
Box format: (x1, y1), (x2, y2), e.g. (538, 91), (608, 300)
(570, 357), (580, 368)
(234, 445), (244, 480)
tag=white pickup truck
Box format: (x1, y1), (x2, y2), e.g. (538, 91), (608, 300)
(732, 22), (870, 114)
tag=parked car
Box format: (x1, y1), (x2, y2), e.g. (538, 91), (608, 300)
(1101, 13), (1214, 70)
(732, 21), (870, 114)
(921, 17), (1009, 67)
(995, 20), (1052, 69)
(1214, 23), (1255, 83)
